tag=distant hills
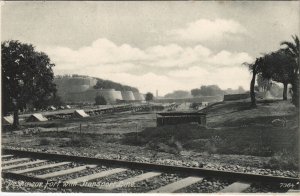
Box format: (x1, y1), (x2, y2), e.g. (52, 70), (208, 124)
(164, 85), (246, 99)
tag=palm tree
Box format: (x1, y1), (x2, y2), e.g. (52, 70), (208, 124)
(244, 57), (263, 107)
(281, 35), (299, 72)
(261, 50), (294, 100)
(281, 35), (299, 106)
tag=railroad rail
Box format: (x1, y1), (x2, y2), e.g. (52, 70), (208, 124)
(2, 148), (299, 193)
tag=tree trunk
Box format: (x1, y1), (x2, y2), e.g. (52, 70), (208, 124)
(250, 71), (257, 107)
(291, 76), (299, 107)
(13, 101), (19, 128)
(283, 83), (288, 100)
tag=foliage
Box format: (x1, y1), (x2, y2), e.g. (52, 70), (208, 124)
(145, 92), (154, 101)
(245, 35), (299, 105)
(47, 95), (64, 107)
(164, 90), (191, 99)
(191, 85), (245, 97)
(95, 95), (107, 105)
(280, 35), (299, 106)
(261, 50), (295, 84)
(2, 40), (56, 127)
(224, 86), (246, 94)
(256, 75), (272, 92)
(191, 85), (224, 97)
(94, 78), (139, 92)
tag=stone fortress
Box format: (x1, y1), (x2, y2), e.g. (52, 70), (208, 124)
(54, 75), (145, 104)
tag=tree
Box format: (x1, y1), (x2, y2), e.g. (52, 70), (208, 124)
(280, 35), (299, 106)
(260, 50), (294, 100)
(2, 40), (56, 127)
(244, 57), (263, 107)
(95, 95), (107, 105)
(256, 74), (271, 92)
(48, 94), (64, 107)
(164, 90), (191, 99)
(145, 92), (154, 102)
(191, 85), (224, 97)
(191, 88), (201, 97)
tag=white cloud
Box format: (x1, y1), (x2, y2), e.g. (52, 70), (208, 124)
(207, 50), (253, 66)
(44, 37), (253, 95)
(168, 66), (251, 91)
(169, 19), (246, 41)
(43, 38), (147, 68)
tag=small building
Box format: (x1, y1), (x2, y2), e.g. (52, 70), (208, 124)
(3, 115), (14, 125)
(73, 110), (89, 118)
(49, 106), (56, 110)
(27, 113), (48, 122)
(223, 93), (250, 101)
(156, 112), (206, 127)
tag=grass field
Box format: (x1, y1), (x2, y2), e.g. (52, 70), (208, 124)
(3, 99), (299, 170)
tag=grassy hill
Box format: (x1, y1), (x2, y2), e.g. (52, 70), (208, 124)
(123, 99), (299, 170)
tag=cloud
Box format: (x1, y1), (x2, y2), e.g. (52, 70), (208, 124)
(42, 38), (147, 68)
(144, 45), (252, 68)
(207, 50), (253, 66)
(169, 19), (246, 41)
(43, 37), (253, 95)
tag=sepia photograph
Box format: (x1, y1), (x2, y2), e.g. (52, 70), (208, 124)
(1, 0), (299, 194)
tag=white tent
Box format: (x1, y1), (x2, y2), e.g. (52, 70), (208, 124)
(264, 90), (274, 100)
(27, 113), (48, 122)
(73, 110), (89, 118)
(3, 115), (14, 125)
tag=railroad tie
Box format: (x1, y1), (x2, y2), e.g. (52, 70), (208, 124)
(2, 158), (30, 165)
(148, 176), (203, 193)
(36, 164), (98, 179)
(65, 168), (128, 185)
(2, 160), (47, 170)
(100, 172), (161, 191)
(218, 181), (251, 193)
(12, 162), (71, 174)
(2, 155), (14, 159)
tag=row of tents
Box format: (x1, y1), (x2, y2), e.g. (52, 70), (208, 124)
(49, 105), (72, 111)
(2, 110), (89, 125)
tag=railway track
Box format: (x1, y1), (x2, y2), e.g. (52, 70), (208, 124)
(2, 148), (299, 193)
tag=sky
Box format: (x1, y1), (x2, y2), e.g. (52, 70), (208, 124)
(1, 1), (299, 96)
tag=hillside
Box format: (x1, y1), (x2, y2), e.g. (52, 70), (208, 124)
(123, 99), (299, 170)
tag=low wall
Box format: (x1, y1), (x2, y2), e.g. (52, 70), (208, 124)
(154, 96), (223, 104)
(223, 93), (250, 101)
